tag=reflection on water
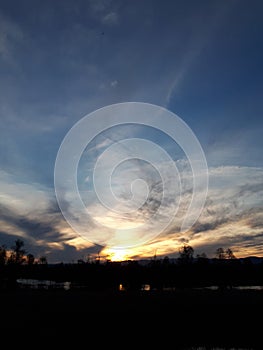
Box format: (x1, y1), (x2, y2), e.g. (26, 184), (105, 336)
(234, 285), (263, 290)
(119, 283), (125, 291)
(183, 348), (253, 350)
(118, 283), (151, 291)
(197, 285), (263, 291)
(141, 284), (151, 291)
(17, 279), (71, 290)
(16, 279), (263, 292)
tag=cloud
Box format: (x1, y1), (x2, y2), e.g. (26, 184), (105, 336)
(0, 12), (24, 63)
(1, 162), (263, 262)
(179, 166), (263, 257)
(100, 165), (263, 259)
(102, 12), (118, 25)
(88, 0), (111, 15)
(110, 80), (118, 87)
(165, 1), (237, 106)
(0, 170), (96, 261)
(204, 125), (263, 168)
(88, 0), (119, 26)
(77, 131), (263, 254)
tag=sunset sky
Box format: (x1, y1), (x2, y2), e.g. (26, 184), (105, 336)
(0, 0), (263, 263)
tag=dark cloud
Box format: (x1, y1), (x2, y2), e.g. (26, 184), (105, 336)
(0, 197), (106, 263)
(45, 243), (103, 264)
(192, 219), (227, 234)
(0, 202), (64, 242)
(246, 213), (263, 229)
(192, 229), (263, 259)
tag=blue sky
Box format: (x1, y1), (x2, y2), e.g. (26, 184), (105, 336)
(0, 0), (263, 262)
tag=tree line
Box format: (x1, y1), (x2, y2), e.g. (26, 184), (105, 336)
(0, 239), (237, 266)
(176, 244), (236, 264)
(2, 239), (262, 292)
(0, 239), (47, 266)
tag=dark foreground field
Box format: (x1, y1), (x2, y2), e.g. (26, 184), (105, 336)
(2, 287), (263, 348)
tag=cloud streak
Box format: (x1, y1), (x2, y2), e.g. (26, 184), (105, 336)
(165, 0), (237, 106)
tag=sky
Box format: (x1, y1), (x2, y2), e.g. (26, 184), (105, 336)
(0, 0), (263, 263)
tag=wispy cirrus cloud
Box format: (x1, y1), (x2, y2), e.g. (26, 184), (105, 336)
(88, 0), (119, 26)
(80, 148), (263, 258)
(0, 162), (263, 261)
(0, 11), (24, 63)
(165, 0), (237, 106)
(97, 165), (263, 259)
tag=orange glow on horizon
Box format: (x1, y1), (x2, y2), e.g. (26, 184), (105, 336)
(104, 248), (131, 262)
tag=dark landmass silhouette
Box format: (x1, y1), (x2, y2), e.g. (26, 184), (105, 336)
(1, 240), (263, 348)
(1, 258), (263, 349)
(2, 256), (263, 291)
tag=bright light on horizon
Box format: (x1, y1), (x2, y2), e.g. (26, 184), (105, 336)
(104, 248), (131, 262)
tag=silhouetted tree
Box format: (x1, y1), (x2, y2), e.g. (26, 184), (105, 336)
(39, 256), (47, 264)
(7, 252), (16, 264)
(225, 248), (236, 259)
(96, 251), (101, 264)
(178, 244), (194, 264)
(215, 247), (236, 260)
(0, 245), (7, 265)
(8, 239), (26, 264)
(162, 256), (170, 265)
(77, 259), (85, 264)
(27, 253), (35, 265)
(215, 247), (226, 259)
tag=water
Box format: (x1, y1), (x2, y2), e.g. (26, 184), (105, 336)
(197, 285), (263, 291)
(17, 278), (71, 290)
(16, 279), (263, 292)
